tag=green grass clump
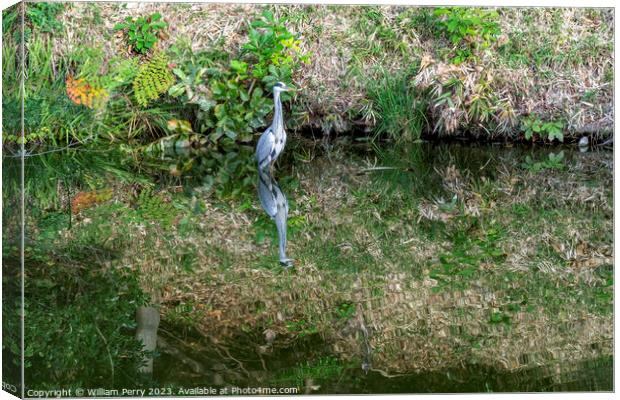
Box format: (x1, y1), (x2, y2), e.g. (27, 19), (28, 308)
(432, 7), (501, 64)
(366, 70), (426, 143)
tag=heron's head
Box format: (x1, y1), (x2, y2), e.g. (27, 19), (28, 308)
(273, 82), (291, 93)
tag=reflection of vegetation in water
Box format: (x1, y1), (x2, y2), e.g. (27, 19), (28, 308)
(327, 143), (612, 386)
(521, 151), (565, 171)
(20, 256), (148, 389)
(271, 356), (348, 389)
(3, 147), (144, 219)
(3, 149), (168, 390)
(2, 156), (152, 388)
(4, 142), (613, 392)
(140, 140), (258, 199)
(2, 157), (20, 246)
(430, 217), (507, 294)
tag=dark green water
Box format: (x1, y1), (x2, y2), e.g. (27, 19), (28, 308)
(153, 324), (612, 394)
(142, 140), (613, 393)
(2, 141), (613, 394)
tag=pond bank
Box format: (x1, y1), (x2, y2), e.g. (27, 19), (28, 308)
(29, 4), (616, 142)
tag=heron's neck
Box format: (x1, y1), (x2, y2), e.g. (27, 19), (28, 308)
(273, 92), (284, 132)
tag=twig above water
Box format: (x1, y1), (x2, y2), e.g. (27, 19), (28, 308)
(356, 166), (413, 175)
(369, 368), (410, 378)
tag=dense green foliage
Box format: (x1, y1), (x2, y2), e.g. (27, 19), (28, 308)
(25, 2), (64, 33)
(1, 16), (177, 149)
(2, 32), (104, 146)
(169, 10), (306, 144)
(432, 7), (501, 64)
(2, 2), (64, 41)
(521, 116), (564, 142)
(114, 12), (167, 54)
(242, 10), (309, 83)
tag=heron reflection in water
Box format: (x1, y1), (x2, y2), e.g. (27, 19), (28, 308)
(256, 82), (294, 267)
(258, 169), (293, 267)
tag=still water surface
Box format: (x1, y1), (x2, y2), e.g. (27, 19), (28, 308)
(2, 140), (613, 393)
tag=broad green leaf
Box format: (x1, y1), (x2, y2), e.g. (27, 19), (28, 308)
(168, 84), (185, 97)
(172, 68), (187, 80)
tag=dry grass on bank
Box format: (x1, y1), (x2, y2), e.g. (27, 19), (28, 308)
(53, 3), (613, 139)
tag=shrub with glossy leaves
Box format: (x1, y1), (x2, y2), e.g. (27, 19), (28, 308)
(114, 12), (167, 55)
(521, 115), (564, 142)
(169, 10), (307, 144)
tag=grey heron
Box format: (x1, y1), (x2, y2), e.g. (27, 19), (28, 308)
(256, 82), (294, 267)
(256, 82), (291, 172)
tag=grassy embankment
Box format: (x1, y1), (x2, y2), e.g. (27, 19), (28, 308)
(42, 3), (614, 142)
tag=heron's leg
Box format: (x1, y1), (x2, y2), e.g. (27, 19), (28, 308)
(275, 210), (293, 267)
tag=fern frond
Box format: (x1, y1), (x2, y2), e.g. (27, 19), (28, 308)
(132, 51), (174, 107)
